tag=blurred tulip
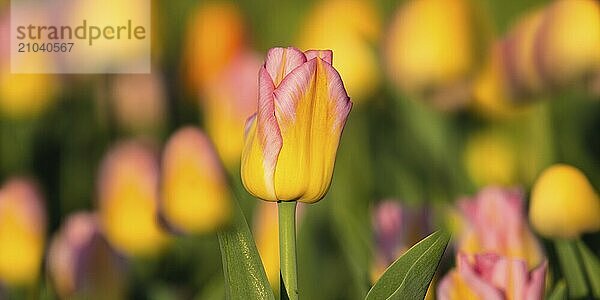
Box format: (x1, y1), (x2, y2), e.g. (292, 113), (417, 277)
(160, 127), (231, 234)
(535, 0), (600, 87)
(502, 9), (545, 98)
(0, 13), (58, 119)
(463, 130), (518, 187)
(203, 52), (260, 169)
(0, 178), (46, 286)
(371, 200), (432, 283)
(253, 202), (280, 291)
(183, 2), (246, 91)
(241, 47), (352, 203)
(97, 141), (168, 256)
(48, 213), (126, 300)
(111, 72), (167, 135)
(471, 44), (529, 119)
(438, 253), (546, 300)
(298, 0), (381, 102)
(530, 164), (600, 239)
(385, 0), (487, 110)
(456, 187), (543, 269)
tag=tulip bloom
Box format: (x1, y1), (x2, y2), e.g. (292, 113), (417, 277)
(97, 141), (168, 256)
(0, 178), (46, 286)
(203, 52), (260, 169)
(456, 187), (543, 269)
(530, 164), (600, 238)
(161, 127), (231, 234)
(535, 0), (600, 87)
(438, 253), (546, 300)
(241, 47), (352, 203)
(298, 0), (381, 102)
(48, 213), (126, 300)
(463, 130), (518, 187)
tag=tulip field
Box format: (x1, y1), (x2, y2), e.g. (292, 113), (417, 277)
(1, 0), (600, 299)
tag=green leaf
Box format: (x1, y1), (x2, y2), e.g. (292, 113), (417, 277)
(554, 239), (588, 298)
(547, 280), (567, 300)
(217, 198), (275, 300)
(575, 240), (600, 299)
(365, 230), (450, 300)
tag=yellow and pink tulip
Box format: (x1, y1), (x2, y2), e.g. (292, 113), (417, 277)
(241, 47), (352, 203)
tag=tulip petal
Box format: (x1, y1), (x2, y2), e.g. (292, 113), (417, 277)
(525, 261), (547, 300)
(265, 47), (307, 86)
(305, 50), (333, 64)
(272, 57), (351, 202)
(457, 254), (504, 300)
(241, 68), (282, 201)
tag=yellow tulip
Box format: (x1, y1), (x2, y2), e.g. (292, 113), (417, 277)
(241, 47), (352, 203)
(97, 141), (168, 256)
(463, 130), (518, 187)
(530, 164), (600, 239)
(535, 0), (600, 87)
(183, 2), (246, 91)
(0, 178), (46, 286)
(385, 0), (486, 110)
(203, 52), (260, 169)
(298, 0), (381, 102)
(253, 202), (280, 291)
(161, 127), (231, 234)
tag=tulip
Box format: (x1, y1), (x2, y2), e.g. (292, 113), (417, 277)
(298, 0), (381, 102)
(0, 178), (46, 286)
(241, 47), (352, 203)
(463, 130), (518, 187)
(111, 72), (167, 135)
(502, 9), (546, 98)
(97, 141), (168, 256)
(203, 52), (260, 169)
(438, 253), (547, 300)
(385, 0), (488, 110)
(48, 213), (126, 300)
(0, 13), (58, 119)
(471, 44), (531, 119)
(530, 164), (600, 239)
(535, 0), (600, 87)
(183, 2), (246, 91)
(160, 127), (231, 234)
(456, 187), (544, 269)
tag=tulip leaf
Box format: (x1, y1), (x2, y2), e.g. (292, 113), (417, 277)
(547, 280), (567, 300)
(555, 240), (588, 299)
(365, 230), (450, 300)
(217, 199), (275, 300)
(575, 240), (600, 299)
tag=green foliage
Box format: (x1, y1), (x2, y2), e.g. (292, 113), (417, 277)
(365, 230), (450, 300)
(217, 199), (274, 300)
(555, 240), (588, 298)
(576, 240), (600, 299)
(547, 280), (567, 300)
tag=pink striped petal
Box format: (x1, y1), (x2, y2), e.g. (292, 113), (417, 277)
(525, 261), (547, 300)
(305, 50), (333, 64)
(265, 47), (307, 86)
(458, 254), (504, 300)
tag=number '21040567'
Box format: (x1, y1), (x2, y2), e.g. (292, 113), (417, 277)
(18, 42), (74, 52)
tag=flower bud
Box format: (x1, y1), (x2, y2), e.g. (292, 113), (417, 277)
(530, 164), (600, 238)
(48, 213), (126, 300)
(535, 0), (600, 87)
(241, 47), (352, 203)
(0, 178), (46, 286)
(97, 141), (168, 256)
(160, 127), (231, 234)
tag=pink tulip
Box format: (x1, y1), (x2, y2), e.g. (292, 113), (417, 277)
(456, 187), (543, 268)
(438, 253), (546, 300)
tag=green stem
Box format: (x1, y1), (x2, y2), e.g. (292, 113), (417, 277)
(555, 239), (588, 298)
(278, 201), (298, 300)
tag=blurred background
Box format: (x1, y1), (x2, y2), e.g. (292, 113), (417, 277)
(0, 0), (599, 299)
